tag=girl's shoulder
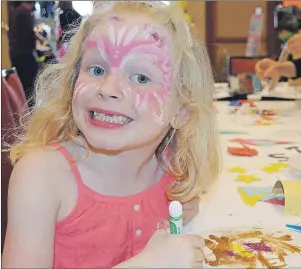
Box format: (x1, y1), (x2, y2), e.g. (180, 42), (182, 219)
(13, 145), (65, 174)
(10, 145), (72, 200)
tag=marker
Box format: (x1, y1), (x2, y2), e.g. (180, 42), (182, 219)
(169, 201), (183, 234)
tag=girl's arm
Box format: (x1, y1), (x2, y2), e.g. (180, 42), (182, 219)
(2, 150), (60, 268)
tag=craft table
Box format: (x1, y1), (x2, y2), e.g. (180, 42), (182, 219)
(184, 101), (301, 268)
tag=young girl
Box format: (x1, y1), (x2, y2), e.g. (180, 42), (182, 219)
(3, 1), (220, 268)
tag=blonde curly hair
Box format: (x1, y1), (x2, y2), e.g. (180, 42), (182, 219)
(10, 1), (221, 203)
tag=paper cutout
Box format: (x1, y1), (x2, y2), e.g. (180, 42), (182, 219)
(273, 180), (301, 215)
(237, 187), (265, 206)
(230, 139), (295, 146)
(239, 186), (271, 197)
(235, 174), (261, 184)
(286, 224), (301, 232)
(220, 130), (248, 135)
(262, 198), (285, 206)
(270, 162), (288, 169)
(228, 145), (258, 157)
(262, 163), (288, 173)
(239, 186), (285, 207)
(228, 166), (246, 173)
(259, 192), (284, 202)
(262, 165), (281, 173)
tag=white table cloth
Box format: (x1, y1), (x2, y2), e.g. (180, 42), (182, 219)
(185, 101), (301, 268)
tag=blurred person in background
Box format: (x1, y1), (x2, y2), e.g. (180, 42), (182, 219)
(57, 1), (82, 59)
(255, 33), (301, 81)
(58, 1), (82, 32)
(8, 1), (38, 108)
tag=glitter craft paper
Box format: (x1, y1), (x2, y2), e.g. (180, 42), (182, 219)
(203, 228), (301, 268)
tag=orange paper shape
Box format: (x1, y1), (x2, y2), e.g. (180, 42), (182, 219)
(228, 145), (258, 157)
(238, 187), (265, 206)
(235, 174), (261, 184)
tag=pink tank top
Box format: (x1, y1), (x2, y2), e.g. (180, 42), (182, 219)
(52, 143), (174, 268)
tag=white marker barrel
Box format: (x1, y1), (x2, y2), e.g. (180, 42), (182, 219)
(169, 201), (183, 234)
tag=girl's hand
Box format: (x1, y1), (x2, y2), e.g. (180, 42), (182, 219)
(136, 229), (205, 268)
(255, 58), (277, 80)
(182, 196), (200, 225)
(255, 58), (296, 79)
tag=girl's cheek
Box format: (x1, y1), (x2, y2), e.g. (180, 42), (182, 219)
(133, 85), (173, 125)
(72, 78), (99, 106)
(73, 80), (84, 105)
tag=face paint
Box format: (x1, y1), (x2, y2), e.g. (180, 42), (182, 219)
(73, 81), (100, 106)
(86, 23), (172, 85)
(133, 83), (172, 125)
(72, 16), (177, 151)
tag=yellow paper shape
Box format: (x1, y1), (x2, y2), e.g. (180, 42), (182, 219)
(228, 166), (246, 173)
(270, 162), (289, 169)
(238, 187), (265, 206)
(262, 165), (281, 173)
(273, 180), (301, 215)
(235, 174), (261, 184)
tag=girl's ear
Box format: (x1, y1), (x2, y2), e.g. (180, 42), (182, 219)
(170, 105), (190, 129)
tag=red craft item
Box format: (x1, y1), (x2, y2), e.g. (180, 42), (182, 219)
(239, 100), (255, 107)
(228, 144), (258, 157)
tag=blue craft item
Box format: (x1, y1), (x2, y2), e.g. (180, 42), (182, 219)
(252, 74), (262, 93)
(239, 186), (285, 202)
(229, 100), (241, 107)
(286, 224), (301, 232)
(220, 131), (247, 135)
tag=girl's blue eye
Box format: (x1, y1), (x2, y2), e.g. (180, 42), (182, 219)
(88, 66), (106, 77)
(131, 74), (151, 84)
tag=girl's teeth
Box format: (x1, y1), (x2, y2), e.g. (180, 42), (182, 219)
(92, 112), (131, 124)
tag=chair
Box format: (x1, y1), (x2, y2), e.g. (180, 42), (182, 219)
(1, 68), (27, 252)
(226, 56), (266, 94)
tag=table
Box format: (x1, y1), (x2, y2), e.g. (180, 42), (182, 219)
(214, 82), (301, 101)
(184, 101), (301, 267)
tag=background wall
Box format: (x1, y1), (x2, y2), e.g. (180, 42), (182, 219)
(187, 1), (206, 42)
(1, 1), (279, 81)
(1, 0), (11, 69)
(186, 1), (280, 82)
(206, 1), (273, 81)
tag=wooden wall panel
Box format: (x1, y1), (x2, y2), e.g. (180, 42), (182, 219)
(206, 1), (271, 81)
(187, 1), (206, 41)
(1, 1), (11, 69)
(215, 1), (267, 39)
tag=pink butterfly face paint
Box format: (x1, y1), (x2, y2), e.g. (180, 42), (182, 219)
(72, 13), (178, 151)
